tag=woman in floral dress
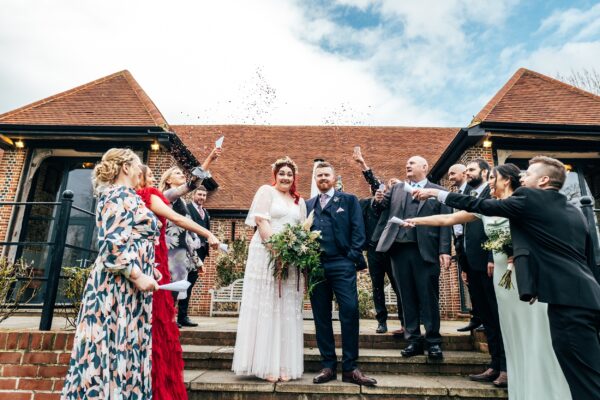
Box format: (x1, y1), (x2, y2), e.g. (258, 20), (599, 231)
(136, 165), (219, 400)
(62, 149), (160, 400)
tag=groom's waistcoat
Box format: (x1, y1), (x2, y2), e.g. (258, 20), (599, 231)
(312, 203), (340, 259)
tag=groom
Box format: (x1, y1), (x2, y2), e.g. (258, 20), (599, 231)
(307, 161), (377, 387)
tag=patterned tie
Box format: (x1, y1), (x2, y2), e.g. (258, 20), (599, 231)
(198, 206), (205, 220)
(320, 193), (329, 208)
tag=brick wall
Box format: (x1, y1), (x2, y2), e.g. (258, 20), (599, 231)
(146, 149), (177, 181)
(0, 330), (74, 399)
(0, 149), (28, 247)
(188, 216), (253, 316)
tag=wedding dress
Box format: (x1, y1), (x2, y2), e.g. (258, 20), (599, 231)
(481, 215), (571, 400)
(232, 185), (306, 380)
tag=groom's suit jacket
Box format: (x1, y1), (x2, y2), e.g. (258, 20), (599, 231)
(374, 181), (452, 264)
(445, 187), (600, 310)
(307, 191), (367, 270)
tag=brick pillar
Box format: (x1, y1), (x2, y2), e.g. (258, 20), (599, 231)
(0, 149), (28, 252)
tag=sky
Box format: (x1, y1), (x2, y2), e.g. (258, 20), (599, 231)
(0, 0), (599, 127)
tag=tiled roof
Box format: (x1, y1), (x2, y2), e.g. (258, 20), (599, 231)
(472, 68), (600, 126)
(0, 70), (168, 127)
(172, 125), (458, 210)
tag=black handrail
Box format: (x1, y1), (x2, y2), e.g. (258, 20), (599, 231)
(0, 190), (98, 330)
(580, 197), (600, 266)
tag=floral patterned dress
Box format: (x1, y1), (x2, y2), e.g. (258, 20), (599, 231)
(62, 185), (159, 400)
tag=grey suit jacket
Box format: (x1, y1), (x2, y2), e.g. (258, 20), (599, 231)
(374, 181), (452, 264)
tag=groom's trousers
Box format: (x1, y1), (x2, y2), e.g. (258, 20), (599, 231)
(310, 257), (359, 372)
(548, 304), (600, 400)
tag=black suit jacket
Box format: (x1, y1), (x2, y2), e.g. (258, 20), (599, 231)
(462, 184), (494, 272)
(374, 181), (452, 264)
(187, 202), (211, 259)
(307, 191), (367, 270)
(445, 187), (600, 310)
(360, 197), (379, 249)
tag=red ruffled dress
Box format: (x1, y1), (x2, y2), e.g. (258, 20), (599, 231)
(137, 187), (187, 400)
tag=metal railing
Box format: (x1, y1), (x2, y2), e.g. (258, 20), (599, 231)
(0, 190), (98, 330)
(580, 197), (600, 266)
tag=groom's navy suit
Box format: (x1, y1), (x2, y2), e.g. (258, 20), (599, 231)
(307, 190), (366, 372)
(444, 187), (600, 399)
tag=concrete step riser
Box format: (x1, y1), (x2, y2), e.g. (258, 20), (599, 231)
(188, 391), (504, 399)
(184, 359), (487, 375)
(180, 334), (474, 351)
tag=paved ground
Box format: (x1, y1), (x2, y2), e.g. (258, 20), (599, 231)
(1, 315), (469, 335)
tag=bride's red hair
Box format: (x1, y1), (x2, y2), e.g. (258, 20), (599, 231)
(272, 162), (301, 205)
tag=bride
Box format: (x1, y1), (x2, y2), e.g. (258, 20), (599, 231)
(232, 156), (306, 382)
(405, 164), (571, 400)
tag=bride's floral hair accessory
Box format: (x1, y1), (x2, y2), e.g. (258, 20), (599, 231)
(271, 156), (298, 174)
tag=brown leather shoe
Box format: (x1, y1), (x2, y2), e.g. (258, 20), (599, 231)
(493, 371), (508, 388)
(342, 369), (377, 386)
(469, 368), (499, 382)
(313, 368), (336, 384)
(391, 327), (405, 336)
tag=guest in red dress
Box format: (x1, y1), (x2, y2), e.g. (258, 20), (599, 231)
(137, 165), (219, 400)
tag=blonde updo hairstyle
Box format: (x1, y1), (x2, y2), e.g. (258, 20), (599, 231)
(93, 148), (140, 191)
(159, 166), (183, 192)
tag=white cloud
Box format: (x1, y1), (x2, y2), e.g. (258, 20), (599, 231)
(538, 3), (600, 41)
(517, 41), (600, 77)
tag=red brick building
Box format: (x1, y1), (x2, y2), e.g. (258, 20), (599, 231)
(0, 68), (598, 319)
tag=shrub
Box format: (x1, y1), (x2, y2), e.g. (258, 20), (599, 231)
(0, 258), (38, 324)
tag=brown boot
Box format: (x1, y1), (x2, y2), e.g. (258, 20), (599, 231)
(493, 371), (508, 388)
(469, 368), (499, 382)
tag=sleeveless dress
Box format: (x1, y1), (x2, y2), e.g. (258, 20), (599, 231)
(232, 185), (306, 380)
(137, 187), (187, 400)
(480, 215), (572, 400)
(62, 185), (158, 399)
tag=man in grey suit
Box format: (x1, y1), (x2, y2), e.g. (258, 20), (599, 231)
(374, 156), (452, 359)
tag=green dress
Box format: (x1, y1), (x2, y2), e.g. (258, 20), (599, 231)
(62, 185), (159, 399)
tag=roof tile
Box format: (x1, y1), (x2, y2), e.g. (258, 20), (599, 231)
(172, 125), (458, 209)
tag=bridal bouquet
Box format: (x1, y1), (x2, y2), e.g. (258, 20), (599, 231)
(482, 228), (514, 289)
(264, 211), (324, 296)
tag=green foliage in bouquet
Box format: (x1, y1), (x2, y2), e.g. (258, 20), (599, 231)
(264, 211), (324, 295)
(482, 228), (514, 289)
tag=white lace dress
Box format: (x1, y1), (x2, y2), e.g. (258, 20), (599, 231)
(481, 215), (571, 400)
(232, 185), (306, 380)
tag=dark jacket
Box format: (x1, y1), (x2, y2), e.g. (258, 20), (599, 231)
(445, 187), (600, 310)
(374, 181), (452, 264)
(462, 184), (494, 272)
(307, 191), (367, 270)
(359, 197), (379, 249)
(187, 202), (211, 259)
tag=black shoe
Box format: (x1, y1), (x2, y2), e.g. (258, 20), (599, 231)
(178, 317), (198, 327)
(475, 324), (485, 332)
(427, 344), (443, 360)
(375, 322), (388, 334)
(400, 343), (424, 358)
(457, 320), (481, 332)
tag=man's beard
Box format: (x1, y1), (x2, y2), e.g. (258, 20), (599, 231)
(468, 174), (483, 188)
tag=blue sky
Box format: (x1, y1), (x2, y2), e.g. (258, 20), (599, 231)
(0, 0), (599, 127)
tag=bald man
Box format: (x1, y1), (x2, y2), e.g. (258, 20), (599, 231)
(374, 156), (452, 359)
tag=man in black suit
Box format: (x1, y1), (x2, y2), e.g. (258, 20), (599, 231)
(374, 156), (452, 360)
(420, 156), (600, 399)
(180, 185), (211, 327)
(353, 150), (404, 334)
(458, 160), (506, 386)
(307, 161), (376, 387)
(447, 164), (483, 333)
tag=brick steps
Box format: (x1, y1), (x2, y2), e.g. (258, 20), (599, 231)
(184, 370), (508, 399)
(183, 345), (490, 376)
(180, 330), (474, 351)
